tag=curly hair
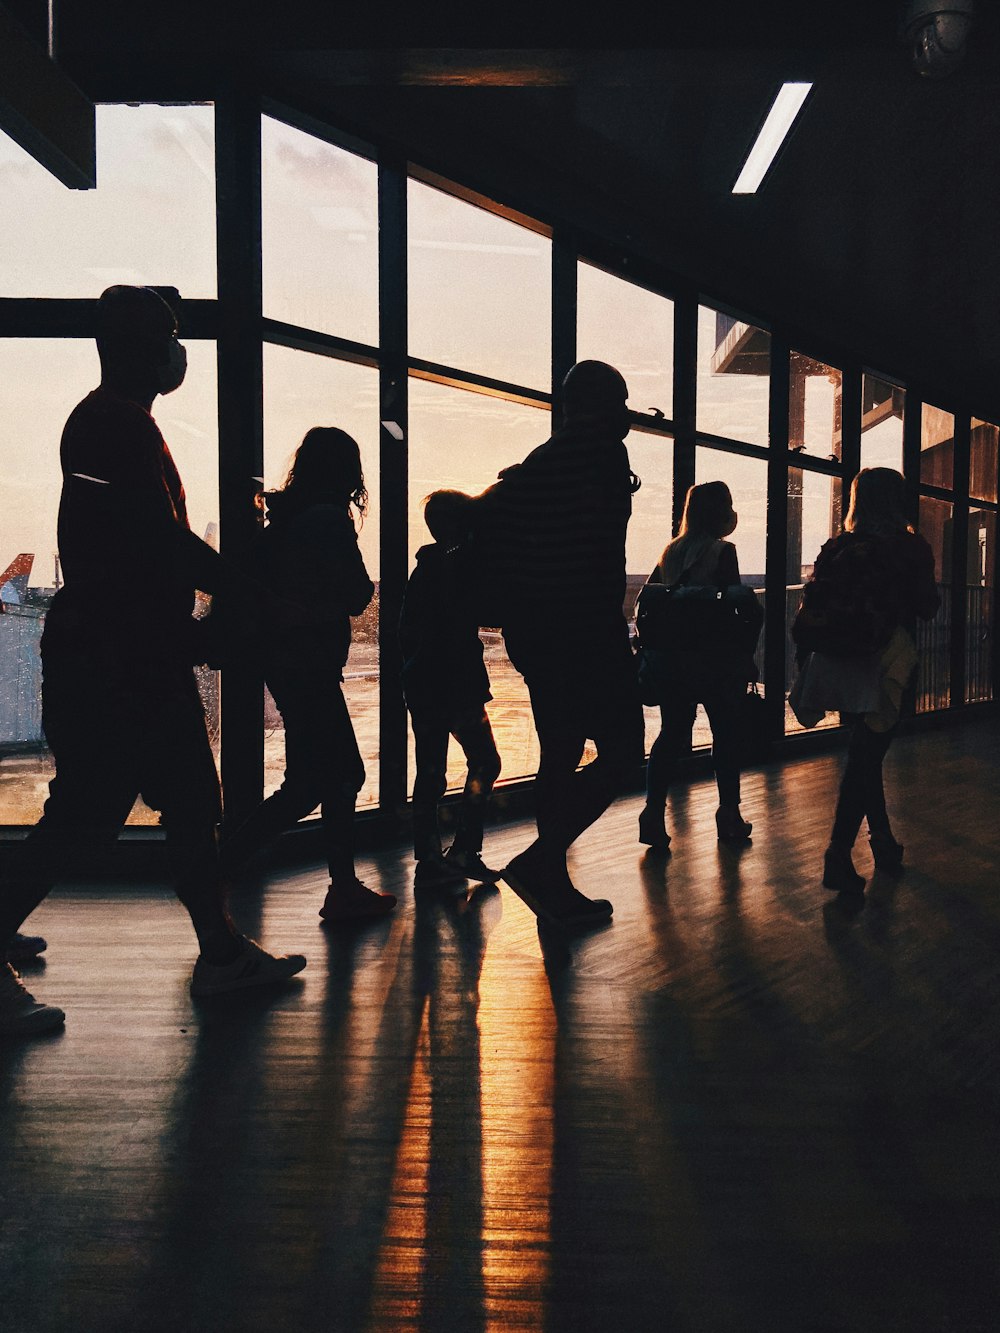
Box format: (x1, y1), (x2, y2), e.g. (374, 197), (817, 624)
(258, 426), (368, 521)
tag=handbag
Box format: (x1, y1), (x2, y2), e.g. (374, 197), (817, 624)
(635, 573), (764, 656)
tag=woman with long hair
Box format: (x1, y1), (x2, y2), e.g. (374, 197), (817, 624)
(638, 480), (757, 848)
(803, 467), (939, 895)
(219, 426), (396, 923)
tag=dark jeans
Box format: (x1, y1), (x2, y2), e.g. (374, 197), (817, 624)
(506, 624), (645, 859)
(411, 706), (502, 860)
(831, 713), (897, 847)
(0, 642), (225, 948)
(645, 685), (743, 810)
(220, 667), (365, 885)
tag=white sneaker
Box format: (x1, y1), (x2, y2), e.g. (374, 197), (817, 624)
(0, 962), (65, 1037)
(190, 935), (306, 997)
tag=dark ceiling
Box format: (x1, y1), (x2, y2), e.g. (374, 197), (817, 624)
(8, 1), (1000, 415)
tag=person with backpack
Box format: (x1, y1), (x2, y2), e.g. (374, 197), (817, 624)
(217, 427), (396, 924)
(791, 467), (940, 896)
(400, 489), (502, 889)
(636, 480), (762, 849)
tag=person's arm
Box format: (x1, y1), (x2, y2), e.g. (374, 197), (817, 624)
(296, 507), (375, 618)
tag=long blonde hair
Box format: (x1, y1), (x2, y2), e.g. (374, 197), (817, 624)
(658, 481), (735, 578)
(844, 468), (912, 537)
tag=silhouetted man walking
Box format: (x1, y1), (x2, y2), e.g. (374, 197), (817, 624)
(0, 286), (304, 1037)
(480, 360), (645, 925)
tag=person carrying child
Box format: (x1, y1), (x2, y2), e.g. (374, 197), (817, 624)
(400, 490), (502, 889)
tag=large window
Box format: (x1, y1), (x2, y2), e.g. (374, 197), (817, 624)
(697, 307), (770, 447)
(577, 263), (673, 419)
(407, 378), (549, 791)
(3, 97), (998, 833)
(407, 180), (551, 389)
(261, 116), (378, 345)
(0, 108), (216, 299)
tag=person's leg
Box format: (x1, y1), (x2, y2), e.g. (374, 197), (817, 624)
(640, 697), (696, 846)
(0, 647), (138, 944)
(501, 637), (643, 924)
(824, 713), (884, 894)
(702, 685), (752, 840)
(411, 712), (451, 863)
(141, 670), (306, 985)
(449, 708), (502, 857)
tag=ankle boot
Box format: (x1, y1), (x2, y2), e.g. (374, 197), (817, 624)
(716, 806), (752, 842)
(638, 806), (671, 850)
(823, 842), (866, 895)
(870, 831), (904, 877)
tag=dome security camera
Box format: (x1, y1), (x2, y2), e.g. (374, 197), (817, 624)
(901, 2), (976, 77)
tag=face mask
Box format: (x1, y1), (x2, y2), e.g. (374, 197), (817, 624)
(156, 338), (187, 395)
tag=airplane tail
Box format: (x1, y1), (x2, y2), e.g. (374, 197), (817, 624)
(0, 553), (34, 604)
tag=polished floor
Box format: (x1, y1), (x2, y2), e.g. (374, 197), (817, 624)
(2, 717), (1000, 1333)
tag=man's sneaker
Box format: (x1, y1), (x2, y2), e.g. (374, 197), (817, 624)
(501, 847), (613, 928)
(414, 854), (469, 890)
(190, 935), (306, 997)
(5, 931), (47, 962)
(443, 847), (502, 884)
(0, 962), (65, 1037)
(319, 879), (397, 923)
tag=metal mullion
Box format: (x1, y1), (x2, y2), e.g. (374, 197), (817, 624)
(627, 414), (674, 440)
(377, 149), (409, 826)
(902, 392), (921, 530)
(407, 358), (549, 411)
(764, 334), (791, 738)
(840, 366), (862, 518)
(551, 225), (576, 428)
(672, 292), (697, 535)
(695, 433), (770, 464)
(215, 90), (264, 827)
(950, 413), (971, 707)
(262, 317), (379, 368)
(0, 297), (218, 339)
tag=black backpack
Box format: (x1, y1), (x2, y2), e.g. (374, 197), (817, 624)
(791, 535), (896, 658)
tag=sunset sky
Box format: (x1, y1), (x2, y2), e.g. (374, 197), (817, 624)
(1, 105), (905, 591)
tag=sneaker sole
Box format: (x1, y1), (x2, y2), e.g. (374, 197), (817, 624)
(500, 866), (614, 928)
(191, 955), (306, 998)
(0, 1007), (66, 1037)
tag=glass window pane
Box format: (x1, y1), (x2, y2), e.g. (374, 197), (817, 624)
(263, 346), (380, 808)
(623, 430), (673, 755)
(408, 180), (551, 389)
(916, 496), (952, 712)
(861, 373), (904, 472)
(789, 351), (842, 461)
(786, 468), (841, 733)
(0, 339), (219, 826)
(577, 263), (673, 418)
(0, 106), (216, 298)
(693, 449), (768, 747)
(697, 307), (770, 447)
(921, 404), (954, 490)
(970, 419), (999, 503)
(408, 377), (551, 789)
(262, 116), (378, 344)
(966, 507), (994, 703)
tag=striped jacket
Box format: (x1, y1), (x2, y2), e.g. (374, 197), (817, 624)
(477, 417), (634, 632)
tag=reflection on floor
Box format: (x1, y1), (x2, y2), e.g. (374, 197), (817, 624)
(2, 715), (1000, 1332)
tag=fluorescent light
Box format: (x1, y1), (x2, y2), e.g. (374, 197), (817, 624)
(732, 82), (813, 195)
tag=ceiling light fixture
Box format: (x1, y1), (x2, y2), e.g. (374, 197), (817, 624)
(901, 2), (975, 78)
(732, 82), (813, 195)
